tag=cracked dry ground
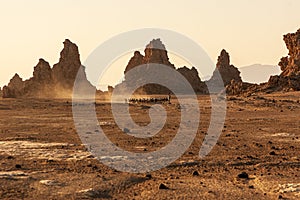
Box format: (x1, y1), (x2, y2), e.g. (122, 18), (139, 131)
(0, 92), (299, 199)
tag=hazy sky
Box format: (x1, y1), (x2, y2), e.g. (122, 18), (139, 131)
(1, 0), (300, 88)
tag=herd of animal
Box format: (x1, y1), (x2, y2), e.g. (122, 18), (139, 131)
(127, 96), (171, 104)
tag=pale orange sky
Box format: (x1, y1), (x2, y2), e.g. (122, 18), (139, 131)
(1, 0), (300, 88)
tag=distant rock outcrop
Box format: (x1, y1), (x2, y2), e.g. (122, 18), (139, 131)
(279, 29), (300, 76)
(52, 39), (84, 93)
(22, 59), (53, 97)
(205, 49), (248, 95)
(143, 39), (175, 68)
(208, 49), (242, 87)
(177, 66), (207, 93)
(2, 39), (95, 98)
(3, 74), (25, 98)
(263, 29), (300, 92)
(226, 28), (300, 95)
(117, 39), (204, 94)
(225, 79), (255, 95)
(124, 39), (175, 76)
(117, 40), (250, 95)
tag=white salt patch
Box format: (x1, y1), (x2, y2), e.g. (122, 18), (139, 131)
(273, 133), (291, 137)
(0, 171), (28, 179)
(40, 180), (60, 186)
(278, 183), (300, 194)
(0, 141), (91, 161)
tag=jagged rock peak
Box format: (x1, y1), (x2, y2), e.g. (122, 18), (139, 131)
(177, 66), (207, 93)
(124, 39), (175, 76)
(11, 73), (22, 82)
(33, 59), (52, 81)
(208, 49), (242, 87)
(143, 38), (174, 68)
(57, 39), (81, 64)
(217, 49), (230, 68)
(52, 39), (83, 89)
(8, 73), (23, 88)
(279, 28), (300, 76)
(262, 28), (300, 92)
(124, 51), (144, 74)
(3, 39), (96, 98)
(145, 39), (166, 50)
(2, 73), (25, 98)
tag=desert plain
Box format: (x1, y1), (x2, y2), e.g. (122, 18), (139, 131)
(0, 91), (299, 200)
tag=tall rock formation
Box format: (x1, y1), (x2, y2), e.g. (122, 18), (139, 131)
(22, 59), (54, 97)
(124, 39), (175, 75)
(52, 39), (83, 92)
(121, 39), (174, 94)
(2, 39), (95, 98)
(205, 49), (244, 94)
(143, 39), (175, 68)
(209, 49), (242, 86)
(118, 39), (204, 94)
(265, 28), (300, 91)
(124, 51), (144, 75)
(2, 74), (25, 98)
(279, 29), (300, 76)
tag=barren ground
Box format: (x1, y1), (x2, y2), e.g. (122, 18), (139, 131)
(0, 92), (300, 199)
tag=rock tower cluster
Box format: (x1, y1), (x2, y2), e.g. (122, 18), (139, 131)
(2, 39), (94, 98)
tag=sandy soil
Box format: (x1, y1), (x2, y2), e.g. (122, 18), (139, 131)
(0, 92), (300, 199)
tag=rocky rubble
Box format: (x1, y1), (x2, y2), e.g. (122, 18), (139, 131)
(225, 80), (255, 95)
(2, 39), (95, 98)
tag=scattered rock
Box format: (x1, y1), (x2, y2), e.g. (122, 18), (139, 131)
(237, 172), (249, 179)
(192, 171), (200, 176)
(123, 128), (130, 133)
(145, 174), (152, 179)
(159, 183), (169, 190)
(15, 164), (22, 169)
